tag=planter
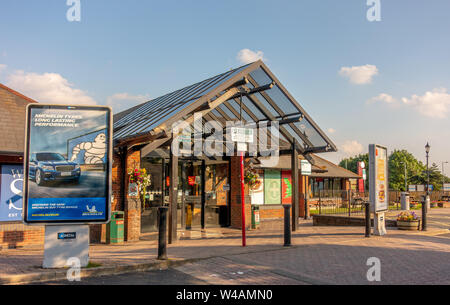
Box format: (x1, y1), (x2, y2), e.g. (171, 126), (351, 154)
(438, 202), (444, 208)
(430, 202), (437, 208)
(397, 220), (420, 231)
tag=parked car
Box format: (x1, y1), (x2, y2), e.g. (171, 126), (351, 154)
(29, 152), (81, 186)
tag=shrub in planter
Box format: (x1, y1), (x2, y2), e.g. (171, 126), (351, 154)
(397, 211), (420, 230)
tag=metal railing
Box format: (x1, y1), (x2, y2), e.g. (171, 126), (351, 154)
(309, 190), (368, 217)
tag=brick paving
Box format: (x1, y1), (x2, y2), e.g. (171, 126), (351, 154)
(0, 209), (449, 284)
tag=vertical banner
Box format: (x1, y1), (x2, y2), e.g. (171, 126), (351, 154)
(281, 170), (292, 204)
(369, 144), (389, 212)
(23, 104), (112, 224)
(264, 170), (281, 205)
(0, 165), (24, 222)
(249, 170), (264, 205)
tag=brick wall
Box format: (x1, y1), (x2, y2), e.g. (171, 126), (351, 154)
(124, 149), (141, 241)
(0, 223), (44, 249)
(230, 156), (251, 229)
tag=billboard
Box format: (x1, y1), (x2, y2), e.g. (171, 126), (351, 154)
(23, 104), (112, 224)
(281, 170), (292, 204)
(0, 165), (24, 222)
(444, 183), (450, 191)
(249, 170), (264, 205)
(264, 170), (281, 205)
(369, 144), (389, 212)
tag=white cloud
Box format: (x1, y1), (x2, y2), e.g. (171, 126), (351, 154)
(339, 64), (378, 85)
(0, 64), (7, 75)
(106, 92), (150, 113)
(327, 128), (336, 134)
(340, 140), (364, 157)
(6, 70), (96, 105)
(367, 93), (397, 104)
(401, 88), (450, 119)
(237, 49), (265, 64)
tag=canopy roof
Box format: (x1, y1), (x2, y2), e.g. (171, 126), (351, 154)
(113, 60), (337, 156)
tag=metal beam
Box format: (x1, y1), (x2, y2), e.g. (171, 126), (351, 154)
(244, 78), (315, 149)
(201, 159), (206, 229)
(291, 138), (299, 232)
(168, 143), (178, 243)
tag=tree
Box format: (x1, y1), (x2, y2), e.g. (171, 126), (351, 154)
(339, 149), (450, 191)
(339, 154), (369, 189)
(388, 150), (424, 191)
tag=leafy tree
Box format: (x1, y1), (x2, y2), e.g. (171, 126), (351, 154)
(339, 149), (450, 191)
(388, 150), (424, 191)
(339, 153), (369, 189)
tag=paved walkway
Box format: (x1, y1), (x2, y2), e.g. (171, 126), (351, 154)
(1, 209), (449, 284)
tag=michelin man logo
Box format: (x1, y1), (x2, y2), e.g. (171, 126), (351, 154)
(70, 133), (107, 164)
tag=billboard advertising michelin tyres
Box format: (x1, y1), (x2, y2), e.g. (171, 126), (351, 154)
(23, 104), (112, 224)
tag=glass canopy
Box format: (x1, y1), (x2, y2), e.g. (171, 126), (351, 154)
(113, 60), (336, 155)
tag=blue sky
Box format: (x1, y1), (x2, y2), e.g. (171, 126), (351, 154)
(1, 0), (449, 167)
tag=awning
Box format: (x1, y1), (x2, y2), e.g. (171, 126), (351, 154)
(113, 60), (337, 157)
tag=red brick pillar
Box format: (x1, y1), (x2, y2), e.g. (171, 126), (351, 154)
(230, 156), (251, 229)
(124, 149), (141, 242)
(90, 152), (124, 243)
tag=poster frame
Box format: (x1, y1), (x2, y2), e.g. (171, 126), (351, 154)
(23, 104), (112, 225)
(369, 144), (389, 213)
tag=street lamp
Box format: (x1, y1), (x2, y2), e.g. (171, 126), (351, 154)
(442, 161), (448, 189)
(423, 142), (430, 231)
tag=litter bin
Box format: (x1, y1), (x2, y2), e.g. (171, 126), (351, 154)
(106, 211), (124, 244)
(251, 205), (260, 229)
(401, 192), (410, 210)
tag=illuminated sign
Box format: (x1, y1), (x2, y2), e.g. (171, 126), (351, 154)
(369, 144), (389, 212)
(23, 104), (112, 224)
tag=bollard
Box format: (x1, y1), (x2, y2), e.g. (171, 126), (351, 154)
(283, 204), (291, 246)
(304, 197), (308, 220)
(365, 202), (371, 238)
(157, 206), (168, 260)
(422, 195), (428, 231)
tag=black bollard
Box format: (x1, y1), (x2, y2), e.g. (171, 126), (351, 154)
(157, 206), (169, 260)
(365, 202), (371, 238)
(304, 197), (308, 220)
(422, 195), (428, 231)
(283, 204), (291, 246)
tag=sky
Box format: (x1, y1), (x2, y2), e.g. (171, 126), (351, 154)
(1, 0), (449, 169)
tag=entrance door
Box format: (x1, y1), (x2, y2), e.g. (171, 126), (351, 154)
(179, 160), (230, 229)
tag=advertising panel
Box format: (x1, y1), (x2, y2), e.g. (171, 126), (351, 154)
(0, 165), (24, 222)
(23, 104), (112, 224)
(264, 170), (281, 205)
(249, 170), (264, 205)
(369, 144), (389, 212)
(281, 170), (292, 204)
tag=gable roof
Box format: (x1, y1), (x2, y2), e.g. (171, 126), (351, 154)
(113, 60), (337, 156)
(0, 83), (38, 154)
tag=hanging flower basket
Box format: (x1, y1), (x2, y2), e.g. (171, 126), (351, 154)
(244, 169), (261, 190)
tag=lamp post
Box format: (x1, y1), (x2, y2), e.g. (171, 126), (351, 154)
(423, 142), (430, 231)
(442, 161), (448, 189)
